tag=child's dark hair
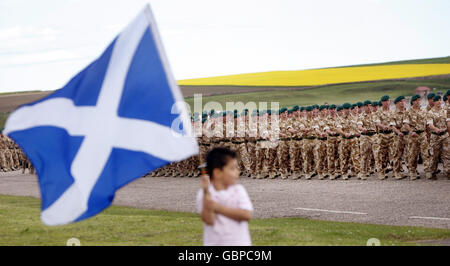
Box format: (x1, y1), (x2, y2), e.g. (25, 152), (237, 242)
(206, 148), (237, 179)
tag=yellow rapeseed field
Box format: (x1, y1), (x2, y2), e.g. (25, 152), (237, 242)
(178, 64), (450, 86)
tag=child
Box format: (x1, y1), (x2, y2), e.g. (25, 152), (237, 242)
(196, 147), (253, 246)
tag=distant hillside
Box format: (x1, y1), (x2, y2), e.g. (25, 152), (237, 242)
(1, 56), (450, 129)
(178, 56), (450, 86)
(184, 76), (450, 111)
(333, 56), (450, 68)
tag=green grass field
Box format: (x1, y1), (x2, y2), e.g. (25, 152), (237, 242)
(0, 194), (448, 246)
(1, 78), (449, 129)
(0, 112), (9, 130)
(185, 77), (450, 111)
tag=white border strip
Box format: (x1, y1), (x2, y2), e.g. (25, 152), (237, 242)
(409, 216), (450, 221)
(294, 207), (367, 215)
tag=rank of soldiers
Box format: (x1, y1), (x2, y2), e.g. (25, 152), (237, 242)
(0, 134), (34, 174)
(149, 91), (450, 181)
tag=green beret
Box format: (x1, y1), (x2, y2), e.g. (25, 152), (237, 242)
(351, 104), (357, 109)
(433, 95), (441, 102)
(380, 95), (390, 102)
(363, 100), (371, 106)
(356, 102), (363, 107)
(280, 107), (288, 113)
(342, 103), (351, 109)
(319, 105), (326, 110)
(427, 93), (435, 99)
(445, 90), (450, 96)
(292, 105), (299, 111)
(336, 106), (343, 111)
(443, 95), (448, 101)
(210, 109), (215, 115)
(312, 104), (319, 109)
(300, 107), (304, 111)
(305, 106), (313, 112)
(329, 104), (337, 109)
(394, 96), (405, 104)
(410, 94), (421, 103)
(287, 109), (293, 114)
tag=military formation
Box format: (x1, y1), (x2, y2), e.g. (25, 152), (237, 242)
(148, 91), (450, 181)
(0, 133), (35, 174)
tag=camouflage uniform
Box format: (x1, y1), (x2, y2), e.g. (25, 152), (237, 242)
(427, 107), (448, 179)
(373, 107), (395, 179)
(325, 115), (340, 179)
(405, 106), (430, 180)
(276, 116), (291, 179)
(357, 111), (378, 179)
(267, 117), (280, 179)
(301, 117), (315, 179)
(391, 108), (408, 179)
(349, 113), (361, 176)
(247, 116), (259, 178)
(234, 117), (251, 176)
(313, 115), (328, 179)
(336, 113), (358, 179)
(288, 116), (303, 179)
(444, 104), (450, 178)
(256, 115), (271, 178)
(0, 135), (10, 171)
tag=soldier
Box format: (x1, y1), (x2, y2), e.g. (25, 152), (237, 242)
(247, 110), (259, 179)
(373, 95), (395, 180)
(188, 116), (204, 177)
(426, 93), (436, 111)
(301, 106), (316, 179)
(335, 103), (359, 180)
(266, 110), (281, 179)
(255, 110), (271, 179)
(357, 101), (377, 179)
(325, 104), (341, 179)
(403, 94), (431, 180)
(349, 104), (361, 176)
(287, 106), (303, 179)
(233, 113), (251, 177)
(427, 95), (448, 179)
(210, 112), (223, 149)
(444, 94), (450, 179)
(276, 108), (291, 179)
(313, 105), (329, 179)
(390, 96), (408, 179)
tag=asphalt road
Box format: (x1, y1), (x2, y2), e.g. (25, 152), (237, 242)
(0, 170), (449, 229)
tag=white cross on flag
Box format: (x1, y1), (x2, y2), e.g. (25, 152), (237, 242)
(3, 5), (199, 225)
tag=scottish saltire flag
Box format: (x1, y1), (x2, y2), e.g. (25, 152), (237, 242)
(3, 5), (198, 225)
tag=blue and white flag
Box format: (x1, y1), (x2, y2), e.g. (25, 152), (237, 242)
(3, 5), (199, 226)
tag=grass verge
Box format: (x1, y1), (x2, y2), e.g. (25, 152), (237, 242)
(0, 194), (448, 246)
